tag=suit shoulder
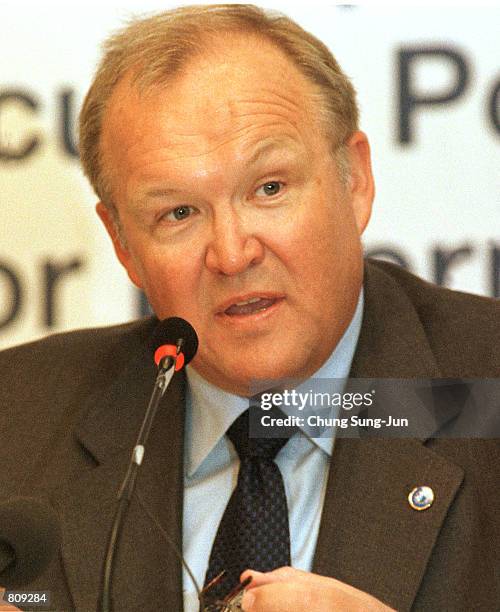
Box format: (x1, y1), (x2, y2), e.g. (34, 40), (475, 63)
(0, 317), (158, 484)
(0, 317), (158, 416)
(366, 259), (500, 376)
(0, 317), (157, 369)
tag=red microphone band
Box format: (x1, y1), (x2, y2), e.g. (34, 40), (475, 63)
(154, 344), (185, 371)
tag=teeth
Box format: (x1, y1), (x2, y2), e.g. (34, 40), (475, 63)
(234, 297), (263, 306)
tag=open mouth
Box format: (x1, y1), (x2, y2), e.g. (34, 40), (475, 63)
(224, 296), (279, 316)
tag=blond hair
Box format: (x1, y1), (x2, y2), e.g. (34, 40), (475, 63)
(79, 4), (359, 210)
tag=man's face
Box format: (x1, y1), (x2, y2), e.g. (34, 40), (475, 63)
(98, 35), (374, 395)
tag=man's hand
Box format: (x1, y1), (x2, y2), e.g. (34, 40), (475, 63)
(240, 567), (395, 612)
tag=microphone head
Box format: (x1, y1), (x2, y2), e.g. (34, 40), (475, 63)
(0, 497), (61, 588)
(151, 317), (199, 366)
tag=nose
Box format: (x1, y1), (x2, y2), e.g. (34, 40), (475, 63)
(205, 208), (264, 276)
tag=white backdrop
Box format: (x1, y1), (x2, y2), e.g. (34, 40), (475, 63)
(1, 1), (499, 349)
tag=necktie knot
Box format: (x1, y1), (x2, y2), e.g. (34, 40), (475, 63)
(227, 409), (289, 460)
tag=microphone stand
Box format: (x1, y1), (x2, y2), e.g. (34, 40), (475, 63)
(98, 342), (183, 612)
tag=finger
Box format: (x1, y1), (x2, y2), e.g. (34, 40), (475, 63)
(241, 566), (299, 588)
(241, 589), (255, 611)
(242, 582), (320, 612)
(241, 582), (311, 612)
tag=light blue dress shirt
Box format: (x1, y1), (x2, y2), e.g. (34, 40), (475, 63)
(182, 291), (364, 611)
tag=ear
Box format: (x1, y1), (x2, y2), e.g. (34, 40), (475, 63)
(96, 202), (144, 289)
(345, 131), (375, 236)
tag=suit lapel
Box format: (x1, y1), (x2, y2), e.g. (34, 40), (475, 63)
(313, 262), (465, 611)
(313, 438), (464, 611)
(51, 337), (186, 611)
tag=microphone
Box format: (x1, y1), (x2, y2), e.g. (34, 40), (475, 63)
(151, 316), (199, 371)
(0, 497), (61, 589)
(99, 317), (198, 612)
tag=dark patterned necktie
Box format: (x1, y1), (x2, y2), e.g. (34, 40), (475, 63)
(203, 408), (292, 601)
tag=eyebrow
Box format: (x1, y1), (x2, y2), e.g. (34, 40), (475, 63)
(142, 187), (179, 199)
(247, 138), (297, 165)
(140, 139), (300, 201)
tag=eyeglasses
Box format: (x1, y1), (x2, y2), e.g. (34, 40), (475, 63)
(199, 572), (252, 611)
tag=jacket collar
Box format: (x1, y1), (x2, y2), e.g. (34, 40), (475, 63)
(350, 261), (442, 379)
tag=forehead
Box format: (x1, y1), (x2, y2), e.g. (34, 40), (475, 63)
(101, 33), (324, 164)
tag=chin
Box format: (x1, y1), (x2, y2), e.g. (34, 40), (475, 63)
(227, 355), (311, 395)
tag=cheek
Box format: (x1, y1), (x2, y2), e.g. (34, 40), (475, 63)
(268, 194), (348, 279)
(130, 247), (204, 318)
(272, 195), (362, 323)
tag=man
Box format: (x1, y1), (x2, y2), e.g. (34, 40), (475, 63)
(1, 5), (498, 611)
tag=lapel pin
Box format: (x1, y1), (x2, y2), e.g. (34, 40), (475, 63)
(408, 486), (434, 511)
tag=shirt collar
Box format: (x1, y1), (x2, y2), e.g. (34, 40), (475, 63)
(185, 289), (364, 477)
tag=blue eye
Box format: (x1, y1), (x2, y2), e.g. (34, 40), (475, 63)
(256, 181), (283, 196)
(166, 206), (193, 221)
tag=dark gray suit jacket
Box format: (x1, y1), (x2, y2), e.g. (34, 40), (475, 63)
(1, 260), (499, 611)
